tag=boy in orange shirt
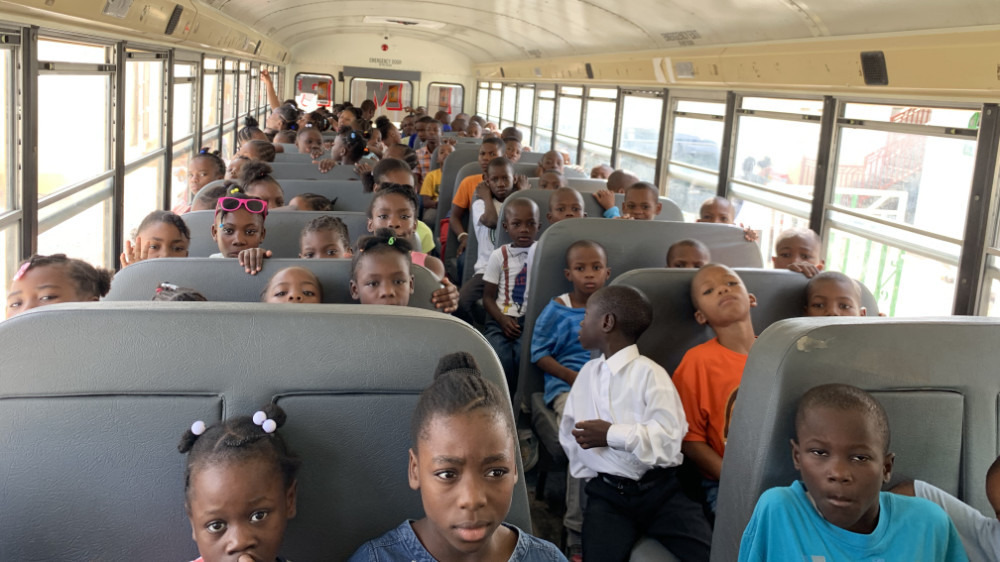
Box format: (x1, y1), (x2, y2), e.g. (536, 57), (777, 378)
(673, 263), (757, 513)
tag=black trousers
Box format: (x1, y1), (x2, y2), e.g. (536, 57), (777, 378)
(583, 468), (712, 562)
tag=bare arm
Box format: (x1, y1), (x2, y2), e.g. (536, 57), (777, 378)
(260, 69), (281, 111)
(476, 182), (498, 229)
(681, 441), (723, 481)
(535, 356), (578, 385)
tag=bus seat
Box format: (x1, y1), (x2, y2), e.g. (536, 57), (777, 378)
(514, 219), (762, 411)
(526, 177), (607, 193)
(277, 143), (298, 152)
(104, 257), (441, 309)
(613, 193), (684, 221)
(434, 147), (480, 238)
(277, 179), (374, 212)
(273, 150), (329, 163)
(563, 167), (586, 178)
(183, 210), (369, 258)
(518, 151), (543, 164)
(712, 317), (992, 561)
(0, 303), (531, 561)
(270, 161), (360, 181)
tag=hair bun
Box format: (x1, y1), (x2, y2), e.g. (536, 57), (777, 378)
(434, 352), (481, 379)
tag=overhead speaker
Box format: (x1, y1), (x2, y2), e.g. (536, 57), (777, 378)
(500, 67), (505, 78)
(165, 4), (183, 35)
(860, 51), (888, 86)
(338, 71), (344, 82)
(585, 62), (594, 79)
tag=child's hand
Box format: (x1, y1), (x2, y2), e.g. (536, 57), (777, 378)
(741, 223), (759, 242)
(237, 248), (272, 274)
(593, 189), (615, 210)
(787, 262), (822, 278)
(431, 277), (459, 313)
(572, 419), (611, 449)
(514, 174), (529, 191)
(119, 236), (148, 268)
(500, 316), (522, 339)
(456, 235), (468, 256)
(260, 68), (272, 84)
(474, 181), (492, 202)
(355, 161), (374, 176)
(309, 146), (325, 160)
(616, 214), (634, 220)
(314, 158), (337, 173)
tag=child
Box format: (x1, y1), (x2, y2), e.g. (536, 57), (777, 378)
(121, 210), (191, 268)
(419, 142), (455, 225)
(174, 149), (226, 214)
(262, 267), (323, 304)
(191, 181), (238, 212)
(673, 264), (757, 512)
(538, 170), (567, 191)
(211, 191), (271, 275)
(591, 164), (613, 179)
(415, 120), (442, 180)
(316, 127), (368, 170)
(531, 240), (610, 554)
(666, 239), (711, 269)
(620, 181), (662, 220)
(152, 282), (206, 302)
(6, 254), (113, 319)
(240, 161), (285, 210)
(559, 285), (713, 560)
(805, 271), (867, 317)
(179, 403), (300, 562)
(547, 187), (586, 224)
(349, 228), (414, 307)
(501, 126), (523, 143)
(299, 215), (352, 259)
(606, 169), (639, 193)
(535, 150), (565, 176)
(738, 383), (968, 561)
(287, 192), (333, 212)
(482, 198), (540, 390)
(348, 352), (566, 562)
(226, 155), (250, 181)
(237, 139), (277, 163)
(274, 130), (296, 145)
(367, 184), (447, 280)
(295, 127), (324, 158)
(696, 196), (736, 224)
(773, 227), (824, 278)
(505, 138), (523, 163)
(237, 116), (267, 145)
(449, 137), (506, 246)
(892, 456), (1000, 562)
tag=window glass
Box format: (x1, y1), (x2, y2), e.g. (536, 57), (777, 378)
(477, 83), (489, 115)
(733, 116), (820, 197)
(502, 85), (517, 123)
(222, 129), (235, 160)
(583, 98), (615, 148)
(38, 74), (110, 196)
(843, 103), (979, 129)
(581, 143), (612, 173)
(667, 164), (718, 221)
(984, 257), (1000, 317)
(488, 87), (501, 122)
(349, 78), (412, 122)
(173, 82), (194, 139)
(0, 224), (19, 305)
(0, 49), (10, 211)
(37, 39), (106, 63)
(676, 100), (724, 115)
(561, 86), (583, 96)
(671, 118), (723, 171)
(534, 130), (552, 153)
(732, 197), (811, 265)
(201, 134), (218, 152)
(428, 83), (464, 119)
(555, 137), (578, 165)
(123, 159), (163, 243)
(125, 60), (163, 161)
(175, 64), (194, 78)
(170, 140), (194, 210)
(742, 97), (823, 116)
(619, 95), (663, 182)
(537, 98), (554, 131)
(202, 72), (219, 128)
(238, 71), (249, 116)
(589, 87), (617, 98)
(223, 69), (235, 122)
(37, 181), (112, 269)
(557, 96), (582, 138)
(296, 73), (334, 111)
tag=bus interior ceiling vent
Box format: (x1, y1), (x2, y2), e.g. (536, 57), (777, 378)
(860, 51), (889, 86)
(165, 4), (184, 36)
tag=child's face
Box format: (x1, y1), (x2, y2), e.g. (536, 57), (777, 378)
(338, 111), (358, 130)
(296, 130), (323, 155)
(424, 125), (441, 150)
(138, 221), (190, 259)
(466, 122), (482, 138)
(773, 234), (823, 270)
(623, 189), (662, 221)
(350, 252), (413, 306)
(805, 278), (865, 317)
(401, 116), (415, 137)
(539, 152), (564, 173)
(502, 204), (538, 248)
(331, 137), (347, 161)
(504, 141), (522, 163)
(437, 143), (455, 165)
(378, 168), (415, 188)
(487, 164), (513, 201)
(263, 267), (322, 304)
(6, 264), (91, 319)
(547, 190), (585, 224)
(697, 200), (734, 223)
(667, 245), (710, 269)
(792, 406), (893, 534)
(369, 193), (417, 239)
(478, 143), (502, 172)
(538, 171), (565, 191)
(188, 158), (222, 196)
(246, 182), (284, 210)
(691, 265), (756, 327)
(300, 229), (351, 259)
(186, 458), (297, 562)
(409, 410), (517, 559)
(226, 158), (248, 181)
(577, 299), (607, 350)
(212, 209), (265, 258)
(564, 246), (609, 297)
(416, 121), (428, 141)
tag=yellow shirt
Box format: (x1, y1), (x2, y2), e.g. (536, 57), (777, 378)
(420, 168), (443, 199)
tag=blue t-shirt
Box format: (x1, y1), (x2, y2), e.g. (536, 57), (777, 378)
(530, 297), (589, 406)
(739, 480), (969, 562)
(347, 520), (566, 562)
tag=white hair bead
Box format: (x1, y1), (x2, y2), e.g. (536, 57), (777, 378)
(252, 411), (267, 426)
(190, 420), (206, 436)
(261, 419), (277, 434)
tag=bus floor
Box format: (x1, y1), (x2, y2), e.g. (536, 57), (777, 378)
(524, 462), (569, 550)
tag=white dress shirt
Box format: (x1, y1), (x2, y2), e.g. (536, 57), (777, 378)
(558, 344), (687, 480)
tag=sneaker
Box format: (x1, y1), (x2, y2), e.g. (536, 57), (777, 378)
(567, 543), (583, 562)
(518, 428), (539, 472)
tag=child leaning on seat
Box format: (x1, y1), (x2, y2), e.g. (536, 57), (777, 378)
(559, 285), (712, 561)
(739, 384), (968, 561)
(348, 352), (566, 562)
(6, 254), (113, 319)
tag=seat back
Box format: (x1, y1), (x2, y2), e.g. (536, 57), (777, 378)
(183, 210), (370, 257)
(0, 303), (530, 561)
(527, 177), (607, 193)
(435, 148), (481, 234)
(270, 162), (360, 180)
(104, 258), (440, 309)
(711, 317), (1000, 561)
(277, 179), (374, 212)
(514, 219), (763, 409)
(614, 193), (684, 221)
(274, 150), (329, 162)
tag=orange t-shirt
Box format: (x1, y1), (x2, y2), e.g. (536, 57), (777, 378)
(452, 173), (486, 210)
(673, 337), (747, 459)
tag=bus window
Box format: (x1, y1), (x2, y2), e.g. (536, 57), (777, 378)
(515, 85), (534, 148)
(666, 98), (723, 220)
(581, 87), (617, 174)
(296, 72), (334, 111)
(534, 87), (555, 152)
(349, 78), (411, 121)
(556, 86), (583, 164)
(501, 84), (516, 128)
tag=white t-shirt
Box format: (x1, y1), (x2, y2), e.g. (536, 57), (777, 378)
(915, 479), (1000, 562)
(470, 197), (503, 275)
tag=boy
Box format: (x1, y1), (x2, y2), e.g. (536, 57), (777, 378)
(774, 227), (824, 278)
(547, 187), (586, 224)
(892, 456), (1000, 562)
(697, 196), (736, 224)
(419, 142), (454, 225)
(538, 170), (567, 191)
(667, 239), (711, 268)
(482, 197), (540, 389)
(559, 285), (712, 561)
(805, 271), (867, 317)
(501, 126), (523, 143)
(449, 138), (506, 255)
(505, 138), (523, 163)
(532, 240), (610, 557)
(606, 169), (639, 193)
(535, 150), (565, 176)
(595, 181), (663, 221)
(739, 383), (968, 561)
(674, 264), (757, 511)
(414, 119), (442, 181)
(591, 164), (613, 179)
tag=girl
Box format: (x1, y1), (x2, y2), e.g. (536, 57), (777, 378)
(236, 140), (277, 163)
(237, 116), (268, 145)
(174, 149), (226, 214)
(211, 190), (271, 276)
(374, 115), (403, 148)
(179, 403), (300, 562)
(349, 228), (414, 307)
(273, 130), (296, 145)
(240, 161), (285, 210)
(6, 254), (113, 319)
(152, 282), (207, 301)
(347, 352), (566, 562)
(287, 193), (333, 212)
(316, 127), (369, 173)
(192, 180), (240, 212)
(121, 210), (191, 268)
(367, 184), (446, 280)
(261, 267), (323, 304)
(338, 106), (363, 131)
(299, 215), (352, 259)
(295, 127), (324, 158)
(265, 103), (299, 135)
